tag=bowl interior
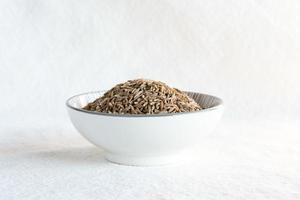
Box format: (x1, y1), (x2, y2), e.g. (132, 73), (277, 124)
(67, 91), (223, 115)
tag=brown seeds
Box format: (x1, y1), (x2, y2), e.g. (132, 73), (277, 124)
(83, 79), (202, 114)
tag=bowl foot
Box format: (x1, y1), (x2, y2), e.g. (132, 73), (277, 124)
(104, 152), (186, 166)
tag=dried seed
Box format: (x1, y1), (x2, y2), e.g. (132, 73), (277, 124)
(83, 79), (202, 114)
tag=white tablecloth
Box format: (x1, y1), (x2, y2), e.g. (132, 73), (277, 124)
(1, 119), (299, 200)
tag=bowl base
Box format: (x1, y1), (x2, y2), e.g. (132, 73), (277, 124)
(104, 152), (187, 166)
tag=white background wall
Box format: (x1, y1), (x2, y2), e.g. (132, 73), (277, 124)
(1, 0), (300, 125)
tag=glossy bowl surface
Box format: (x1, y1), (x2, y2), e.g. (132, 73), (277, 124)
(66, 91), (224, 166)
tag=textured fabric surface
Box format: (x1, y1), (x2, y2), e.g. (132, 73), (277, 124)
(1, 119), (299, 200)
(1, 0), (300, 199)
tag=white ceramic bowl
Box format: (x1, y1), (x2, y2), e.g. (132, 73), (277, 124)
(66, 91), (224, 166)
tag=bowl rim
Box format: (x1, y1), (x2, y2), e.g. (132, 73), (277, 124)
(66, 90), (224, 118)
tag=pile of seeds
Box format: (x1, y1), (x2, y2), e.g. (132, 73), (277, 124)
(83, 79), (202, 114)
